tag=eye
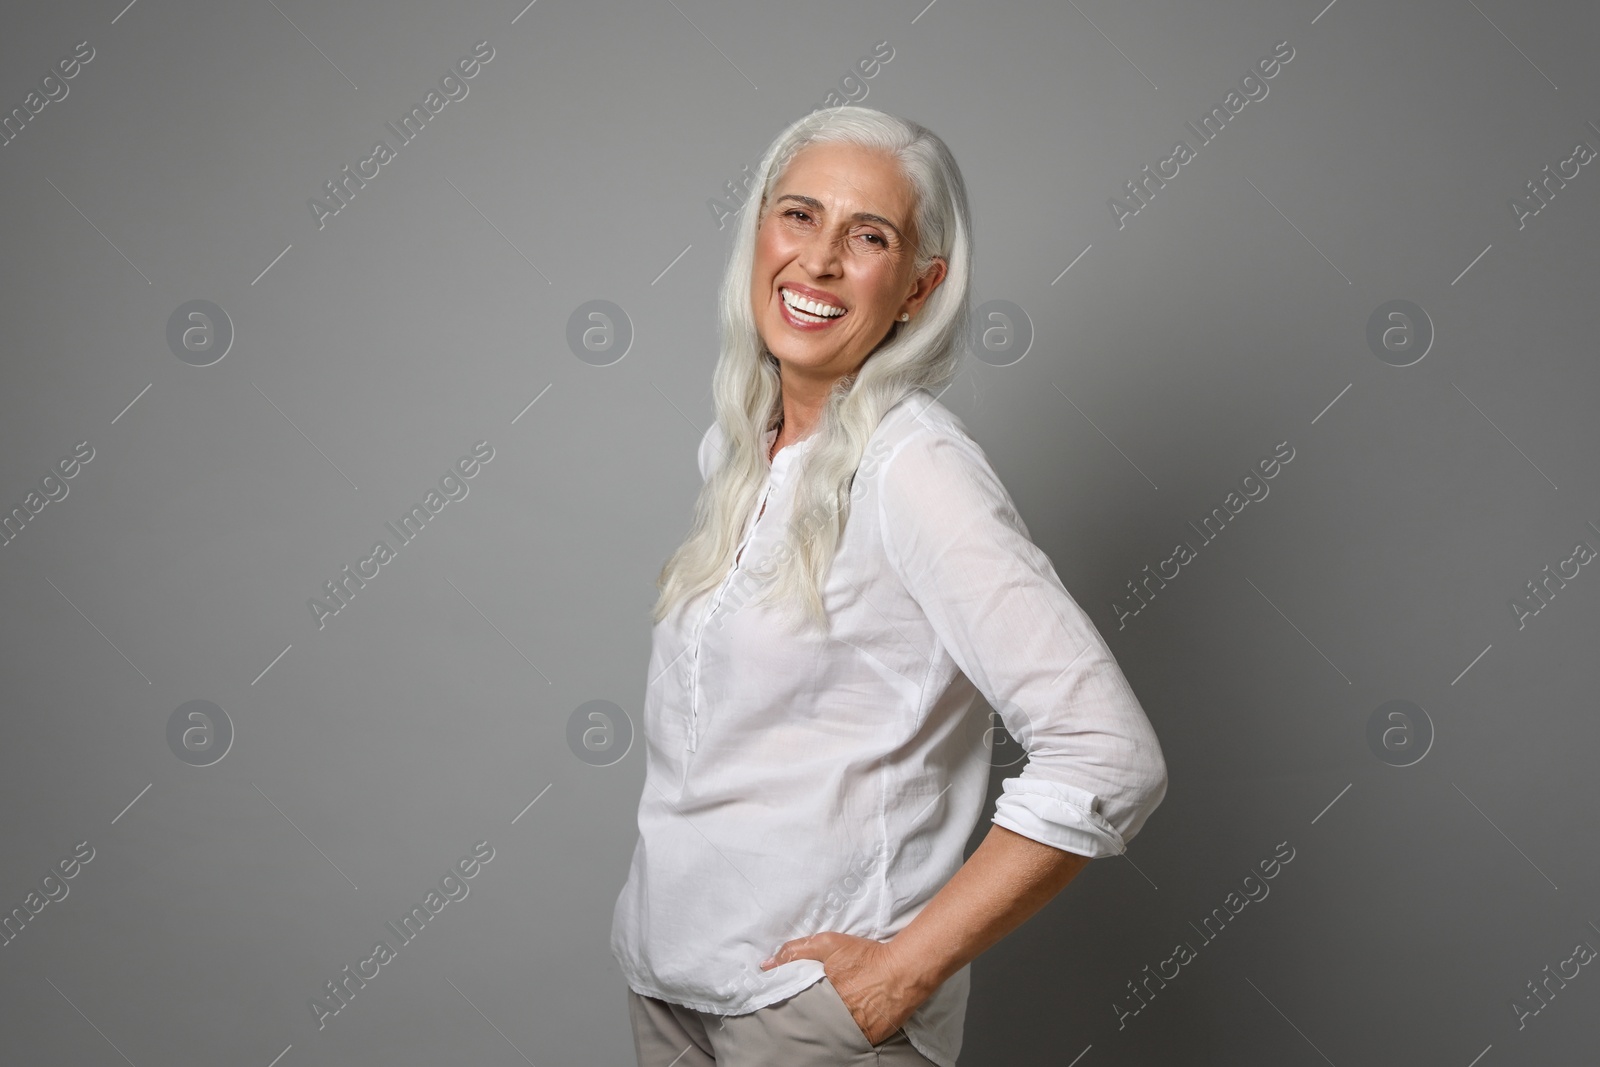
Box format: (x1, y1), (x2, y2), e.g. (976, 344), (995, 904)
(778, 209), (890, 249)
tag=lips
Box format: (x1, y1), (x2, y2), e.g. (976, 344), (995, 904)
(779, 284), (848, 317)
(779, 297), (845, 331)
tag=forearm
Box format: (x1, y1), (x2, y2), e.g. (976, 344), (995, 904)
(885, 822), (1092, 998)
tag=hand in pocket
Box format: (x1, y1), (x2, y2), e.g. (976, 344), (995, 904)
(760, 930), (927, 1046)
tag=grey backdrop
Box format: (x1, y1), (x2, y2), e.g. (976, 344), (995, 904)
(2, 0), (1597, 1064)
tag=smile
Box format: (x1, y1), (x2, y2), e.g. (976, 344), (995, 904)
(780, 286), (848, 326)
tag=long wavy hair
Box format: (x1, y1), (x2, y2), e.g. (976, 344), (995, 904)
(651, 106), (975, 633)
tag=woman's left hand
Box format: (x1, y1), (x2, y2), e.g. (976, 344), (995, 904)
(759, 931), (930, 1046)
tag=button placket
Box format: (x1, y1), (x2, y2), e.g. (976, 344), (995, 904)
(685, 476), (776, 757)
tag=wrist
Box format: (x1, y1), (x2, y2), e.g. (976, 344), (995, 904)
(883, 926), (952, 1001)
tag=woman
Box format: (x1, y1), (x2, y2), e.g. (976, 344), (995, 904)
(610, 106), (1167, 1067)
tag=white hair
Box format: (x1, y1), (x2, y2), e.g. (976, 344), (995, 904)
(651, 105), (975, 632)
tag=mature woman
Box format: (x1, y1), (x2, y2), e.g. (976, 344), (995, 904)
(610, 106), (1167, 1066)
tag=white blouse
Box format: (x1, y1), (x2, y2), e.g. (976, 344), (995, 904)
(610, 387), (1167, 1067)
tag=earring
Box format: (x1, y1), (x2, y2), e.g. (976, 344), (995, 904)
(898, 313), (910, 322)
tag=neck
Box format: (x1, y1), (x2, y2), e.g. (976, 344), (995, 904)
(773, 366), (850, 444)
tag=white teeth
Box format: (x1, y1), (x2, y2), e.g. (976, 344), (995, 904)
(781, 287), (846, 319)
(788, 304), (832, 324)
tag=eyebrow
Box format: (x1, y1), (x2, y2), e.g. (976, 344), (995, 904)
(773, 194), (905, 244)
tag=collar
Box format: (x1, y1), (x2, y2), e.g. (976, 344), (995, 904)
(762, 425), (815, 474)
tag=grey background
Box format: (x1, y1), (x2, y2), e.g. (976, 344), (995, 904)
(2, 0), (1597, 1063)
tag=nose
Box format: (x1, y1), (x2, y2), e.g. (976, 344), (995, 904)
(795, 227), (844, 278)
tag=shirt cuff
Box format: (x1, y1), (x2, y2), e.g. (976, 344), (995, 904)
(990, 777), (1128, 859)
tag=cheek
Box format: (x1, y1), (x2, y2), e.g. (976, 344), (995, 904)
(853, 270), (899, 317)
(752, 238), (785, 285)
(750, 240), (776, 293)
(758, 229), (796, 265)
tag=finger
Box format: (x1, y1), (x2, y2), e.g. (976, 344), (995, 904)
(759, 933), (826, 969)
(758, 940), (795, 969)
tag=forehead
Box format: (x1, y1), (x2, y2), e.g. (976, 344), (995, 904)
(772, 141), (916, 223)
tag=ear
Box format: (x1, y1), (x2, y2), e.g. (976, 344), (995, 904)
(904, 257), (949, 314)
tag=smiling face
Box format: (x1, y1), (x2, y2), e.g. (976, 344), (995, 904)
(751, 141), (947, 386)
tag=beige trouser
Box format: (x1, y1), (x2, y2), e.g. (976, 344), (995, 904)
(627, 977), (941, 1065)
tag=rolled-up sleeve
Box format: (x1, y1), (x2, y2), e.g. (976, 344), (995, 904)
(876, 428), (1167, 858)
